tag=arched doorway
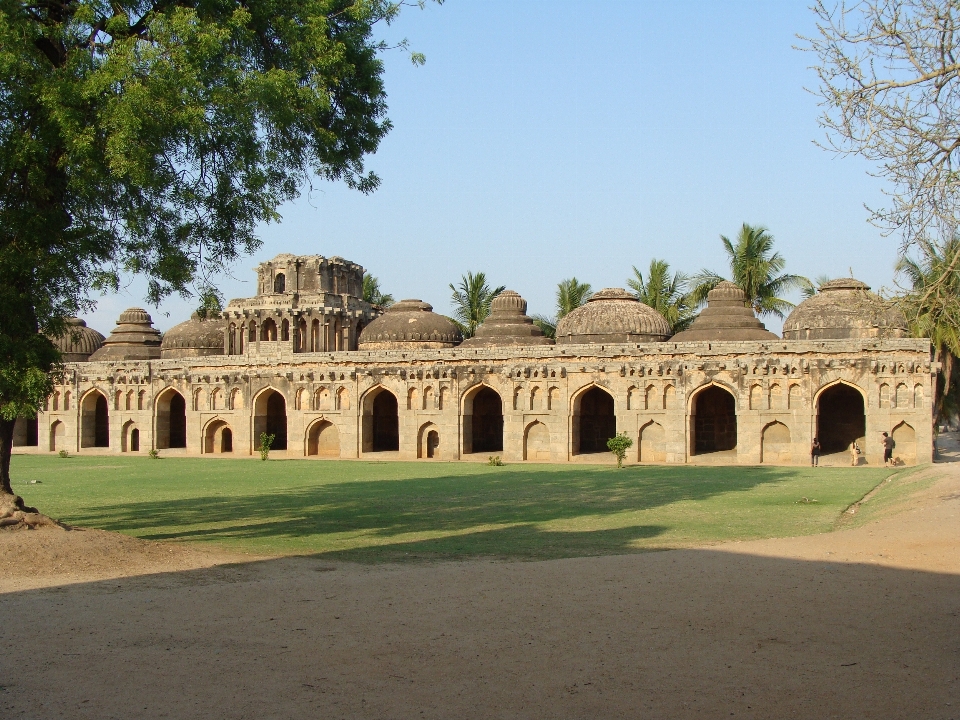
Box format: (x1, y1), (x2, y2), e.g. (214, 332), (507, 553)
(254, 390), (288, 451)
(691, 385), (737, 455)
(523, 421), (550, 460)
(892, 422), (916, 464)
(464, 386), (503, 454)
(761, 421), (791, 464)
(417, 423), (440, 459)
(81, 391), (110, 448)
(156, 389), (187, 449)
(203, 420), (234, 454)
(49, 421), (65, 452)
(817, 384), (865, 455)
(639, 421), (665, 462)
(362, 388), (399, 453)
(307, 420), (340, 457)
(574, 386), (616, 455)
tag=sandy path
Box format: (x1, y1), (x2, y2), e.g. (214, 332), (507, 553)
(1, 464), (959, 719)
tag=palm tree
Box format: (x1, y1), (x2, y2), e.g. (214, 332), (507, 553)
(449, 272), (505, 338)
(362, 273), (394, 308)
(801, 274), (834, 300)
(627, 259), (695, 333)
(690, 223), (808, 319)
(895, 236), (960, 426)
(532, 277), (592, 339)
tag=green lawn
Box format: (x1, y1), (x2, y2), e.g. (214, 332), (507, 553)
(11, 455), (899, 562)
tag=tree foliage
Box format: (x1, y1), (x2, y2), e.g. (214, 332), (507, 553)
(606, 432), (633, 469)
(690, 224), (807, 319)
(362, 272), (394, 308)
(532, 277), (592, 339)
(627, 259), (696, 334)
(895, 236), (960, 425)
(805, 0), (960, 246)
(0, 0), (436, 498)
(449, 272), (505, 338)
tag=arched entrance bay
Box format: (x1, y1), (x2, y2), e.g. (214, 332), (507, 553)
(463, 386), (503, 454)
(574, 386), (616, 455)
(204, 420), (234, 454)
(254, 390), (287, 451)
(307, 420), (340, 457)
(691, 385), (737, 456)
(362, 388), (399, 453)
(817, 384), (865, 455)
(81, 391), (110, 448)
(156, 389), (187, 449)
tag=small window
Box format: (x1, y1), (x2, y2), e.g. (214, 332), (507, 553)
(274, 273), (285, 293)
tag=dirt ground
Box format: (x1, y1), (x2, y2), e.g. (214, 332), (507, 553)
(2, 459), (959, 719)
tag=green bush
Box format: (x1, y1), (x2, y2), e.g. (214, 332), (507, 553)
(607, 432), (634, 468)
(487, 455), (503, 466)
(259, 433), (276, 461)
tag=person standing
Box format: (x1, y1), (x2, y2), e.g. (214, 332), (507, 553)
(811, 437), (821, 466)
(849, 440), (860, 466)
(882, 432), (895, 466)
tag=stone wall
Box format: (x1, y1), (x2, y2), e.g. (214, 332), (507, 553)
(24, 338), (934, 466)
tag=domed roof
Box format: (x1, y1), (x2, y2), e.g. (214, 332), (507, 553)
(782, 278), (907, 340)
(160, 313), (227, 359)
(555, 288), (671, 344)
(49, 318), (105, 363)
(357, 299), (463, 350)
(460, 290), (554, 347)
(670, 281), (778, 342)
(88, 307), (162, 361)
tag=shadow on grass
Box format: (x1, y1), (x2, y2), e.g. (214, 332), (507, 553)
(55, 462), (846, 560)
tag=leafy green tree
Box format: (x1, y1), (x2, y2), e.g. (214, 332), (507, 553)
(690, 224), (808, 319)
(0, 0), (435, 509)
(627, 259), (695, 334)
(895, 236), (960, 426)
(362, 273), (394, 308)
(532, 277), (593, 339)
(449, 272), (505, 338)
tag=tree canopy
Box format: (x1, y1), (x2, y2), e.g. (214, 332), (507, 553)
(532, 277), (592, 339)
(0, 0), (435, 500)
(362, 272), (394, 308)
(627, 259), (695, 334)
(449, 272), (505, 338)
(690, 223), (807, 319)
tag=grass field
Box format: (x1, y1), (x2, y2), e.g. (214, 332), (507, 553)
(10, 454), (899, 561)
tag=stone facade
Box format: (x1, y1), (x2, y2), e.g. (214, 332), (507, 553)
(14, 254), (935, 466)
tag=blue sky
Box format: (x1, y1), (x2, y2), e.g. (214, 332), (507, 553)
(84, 0), (895, 335)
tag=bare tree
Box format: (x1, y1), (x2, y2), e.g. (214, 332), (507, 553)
(803, 0), (960, 248)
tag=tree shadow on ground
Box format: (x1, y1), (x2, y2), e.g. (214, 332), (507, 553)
(57, 463), (852, 560)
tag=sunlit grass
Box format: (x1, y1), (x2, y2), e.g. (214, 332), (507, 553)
(12, 454), (897, 562)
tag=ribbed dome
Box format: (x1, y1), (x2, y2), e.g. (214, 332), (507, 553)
(555, 288), (671, 344)
(357, 299), (463, 350)
(49, 318), (105, 362)
(782, 278), (907, 340)
(671, 282), (778, 342)
(89, 307), (162, 361)
(160, 313), (227, 359)
(460, 290), (553, 347)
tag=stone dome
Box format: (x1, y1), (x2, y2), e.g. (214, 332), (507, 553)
(782, 278), (908, 340)
(49, 318), (105, 362)
(460, 290), (554, 347)
(89, 307), (162, 361)
(357, 299), (463, 350)
(670, 281), (778, 342)
(555, 288), (671, 344)
(160, 313), (227, 359)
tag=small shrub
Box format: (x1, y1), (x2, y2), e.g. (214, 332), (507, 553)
(259, 432), (275, 461)
(607, 432), (633, 468)
(487, 455), (503, 466)
(148, 448), (160, 459)
(58, 450), (69, 458)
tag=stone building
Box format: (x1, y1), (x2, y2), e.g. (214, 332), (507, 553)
(14, 253), (934, 466)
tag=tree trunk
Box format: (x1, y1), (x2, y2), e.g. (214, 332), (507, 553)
(0, 416), (14, 497)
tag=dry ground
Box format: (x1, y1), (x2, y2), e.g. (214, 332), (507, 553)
(1, 459), (959, 719)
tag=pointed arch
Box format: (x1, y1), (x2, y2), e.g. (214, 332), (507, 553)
(761, 421), (791, 464)
(815, 381), (866, 455)
(306, 419), (340, 458)
(417, 422), (440, 459)
(571, 383), (615, 455)
(360, 385), (399, 453)
(462, 383), (503, 454)
(689, 382), (737, 456)
(639, 420), (665, 462)
(156, 388), (187, 449)
(891, 421), (916, 464)
(253, 387), (287, 451)
(523, 421), (551, 461)
(80, 389), (109, 448)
